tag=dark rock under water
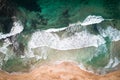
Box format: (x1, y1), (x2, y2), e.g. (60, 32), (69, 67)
(0, 0), (120, 32)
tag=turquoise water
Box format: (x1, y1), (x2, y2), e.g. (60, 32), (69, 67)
(0, 0), (120, 32)
(9, 0), (119, 31)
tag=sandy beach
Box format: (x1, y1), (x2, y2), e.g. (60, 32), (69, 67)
(0, 62), (120, 80)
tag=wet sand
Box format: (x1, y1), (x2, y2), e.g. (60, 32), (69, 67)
(0, 62), (120, 80)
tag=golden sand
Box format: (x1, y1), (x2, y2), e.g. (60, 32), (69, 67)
(0, 62), (120, 80)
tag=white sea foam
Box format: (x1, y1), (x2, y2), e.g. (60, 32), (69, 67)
(43, 15), (104, 33)
(105, 57), (120, 68)
(99, 26), (120, 41)
(0, 38), (12, 54)
(112, 57), (119, 68)
(0, 38), (13, 63)
(0, 20), (23, 39)
(105, 58), (114, 68)
(0, 20), (24, 61)
(81, 15), (104, 26)
(45, 27), (67, 32)
(28, 31), (105, 50)
(27, 29), (105, 58)
(27, 15), (106, 57)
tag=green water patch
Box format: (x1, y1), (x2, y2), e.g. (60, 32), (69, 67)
(110, 40), (120, 59)
(76, 47), (96, 63)
(17, 32), (31, 47)
(16, 0), (109, 31)
(2, 56), (30, 73)
(86, 25), (99, 35)
(111, 20), (120, 30)
(1, 0), (120, 34)
(99, 20), (120, 31)
(13, 0), (120, 33)
(103, 0), (120, 19)
(87, 53), (109, 68)
(30, 46), (97, 67)
(86, 37), (111, 68)
(12, 0), (40, 11)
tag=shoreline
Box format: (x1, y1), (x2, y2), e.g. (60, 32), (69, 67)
(0, 62), (120, 80)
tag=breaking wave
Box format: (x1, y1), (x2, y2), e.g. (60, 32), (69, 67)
(28, 15), (105, 51)
(0, 15), (120, 74)
(0, 20), (23, 40)
(26, 15), (120, 74)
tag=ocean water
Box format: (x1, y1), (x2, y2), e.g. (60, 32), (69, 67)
(0, 0), (120, 74)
